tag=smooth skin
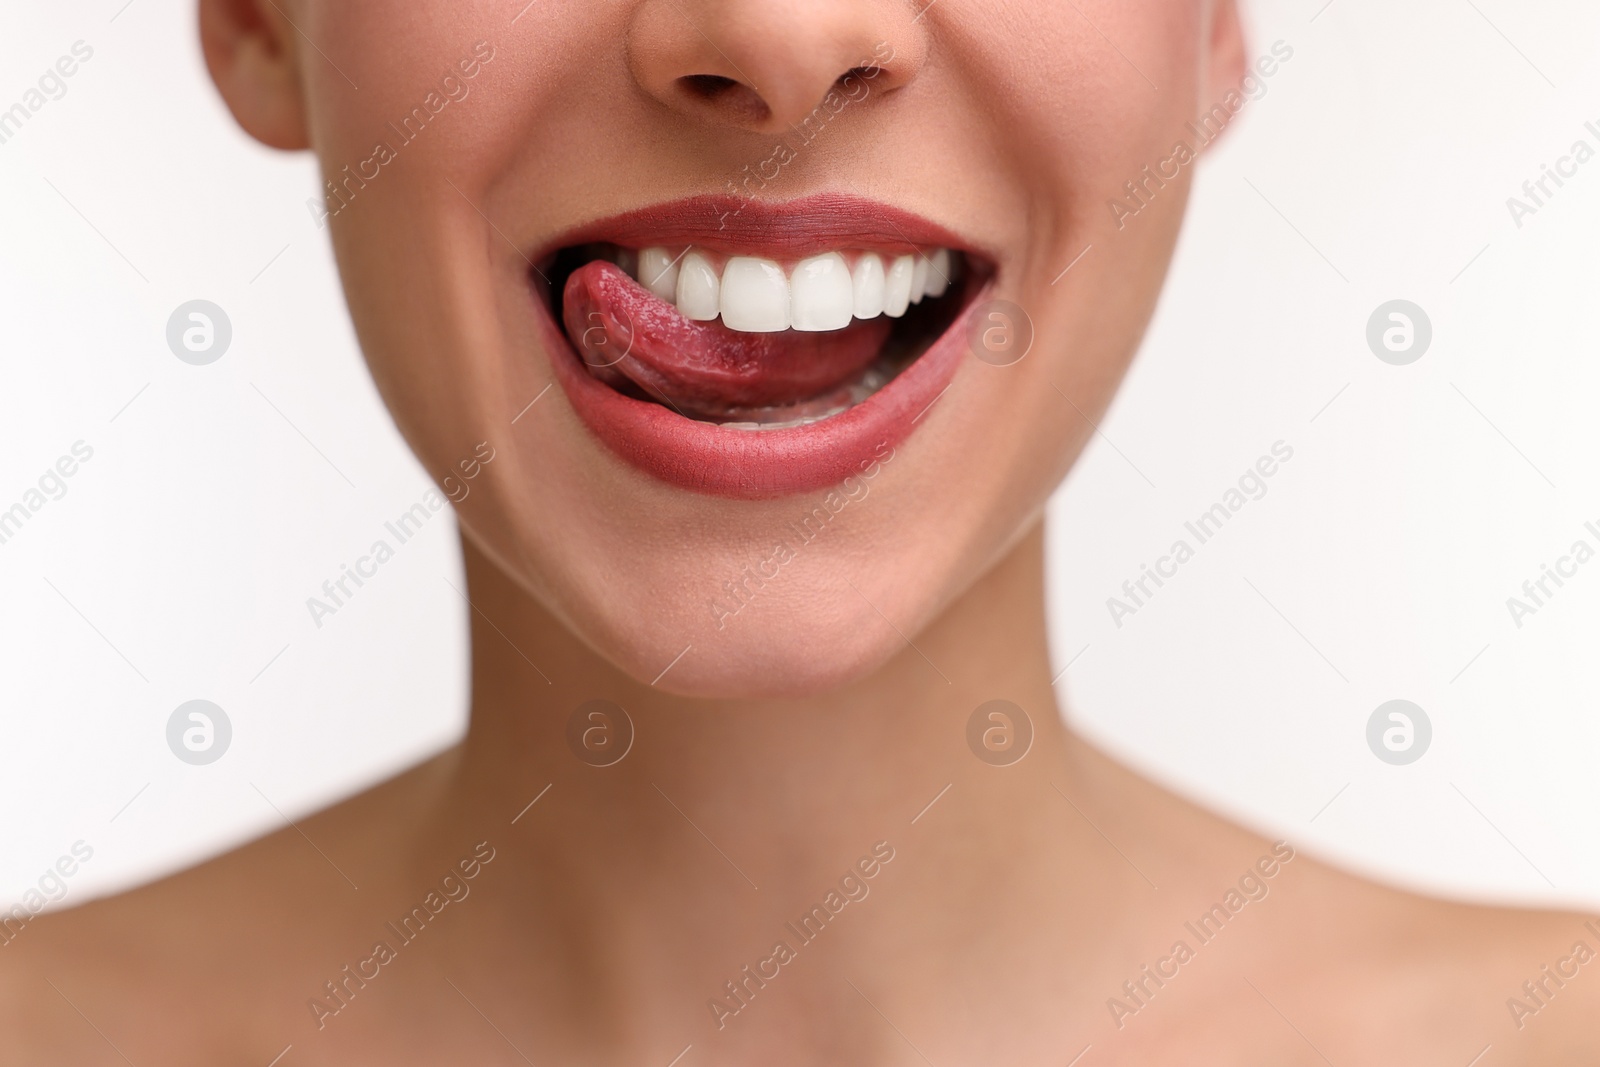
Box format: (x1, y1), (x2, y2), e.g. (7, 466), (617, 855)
(3, 0), (1596, 1063)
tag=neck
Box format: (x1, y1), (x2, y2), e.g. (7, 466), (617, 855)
(451, 517), (1063, 834)
(431, 520), (1124, 1053)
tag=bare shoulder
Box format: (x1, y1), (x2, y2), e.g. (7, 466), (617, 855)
(1074, 739), (1600, 1062)
(0, 822), (348, 1062)
(0, 748), (460, 1062)
(1255, 849), (1600, 1064)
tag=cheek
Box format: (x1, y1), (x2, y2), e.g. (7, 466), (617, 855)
(305, 2), (637, 187)
(304, 3), (645, 495)
(960, 1), (1205, 178)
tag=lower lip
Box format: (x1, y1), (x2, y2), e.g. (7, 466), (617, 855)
(536, 285), (985, 499)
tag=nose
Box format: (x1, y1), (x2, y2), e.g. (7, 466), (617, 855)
(627, 0), (926, 135)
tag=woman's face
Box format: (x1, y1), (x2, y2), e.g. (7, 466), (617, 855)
(226, 0), (1243, 697)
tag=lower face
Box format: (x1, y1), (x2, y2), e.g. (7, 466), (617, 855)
(301, 1), (1209, 698)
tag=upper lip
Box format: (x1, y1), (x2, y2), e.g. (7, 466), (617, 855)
(532, 192), (992, 265)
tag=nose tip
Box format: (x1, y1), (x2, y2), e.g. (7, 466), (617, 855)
(627, 0), (926, 135)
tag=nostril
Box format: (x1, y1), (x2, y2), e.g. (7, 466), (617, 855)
(679, 73), (740, 100)
(676, 74), (770, 124)
(842, 66), (882, 83)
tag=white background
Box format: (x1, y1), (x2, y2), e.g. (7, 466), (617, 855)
(2, 0), (1597, 911)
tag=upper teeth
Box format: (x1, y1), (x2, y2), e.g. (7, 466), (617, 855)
(634, 247), (955, 333)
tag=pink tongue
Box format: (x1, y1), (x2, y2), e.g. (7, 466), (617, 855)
(562, 260), (892, 418)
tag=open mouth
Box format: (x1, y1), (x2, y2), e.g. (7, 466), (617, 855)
(528, 195), (993, 497)
(545, 243), (976, 428)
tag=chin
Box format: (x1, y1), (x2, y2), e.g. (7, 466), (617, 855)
(460, 516), (942, 700)
(605, 594), (917, 701)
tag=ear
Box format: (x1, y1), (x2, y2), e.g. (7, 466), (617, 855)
(199, 0), (309, 150)
(1203, 0), (1248, 113)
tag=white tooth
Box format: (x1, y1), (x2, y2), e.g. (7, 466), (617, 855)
(883, 255), (915, 318)
(852, 254), (886, 319)
(640, 247), (680, 302)
(925, 249), (952, 299)
(909, 255), (931, 305)
(721, 256), (791, 332)
(790, 253), (854, 332)
(676, 251), (720, 321)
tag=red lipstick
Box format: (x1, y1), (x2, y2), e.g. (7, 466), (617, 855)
(531, 194), (990, 498)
